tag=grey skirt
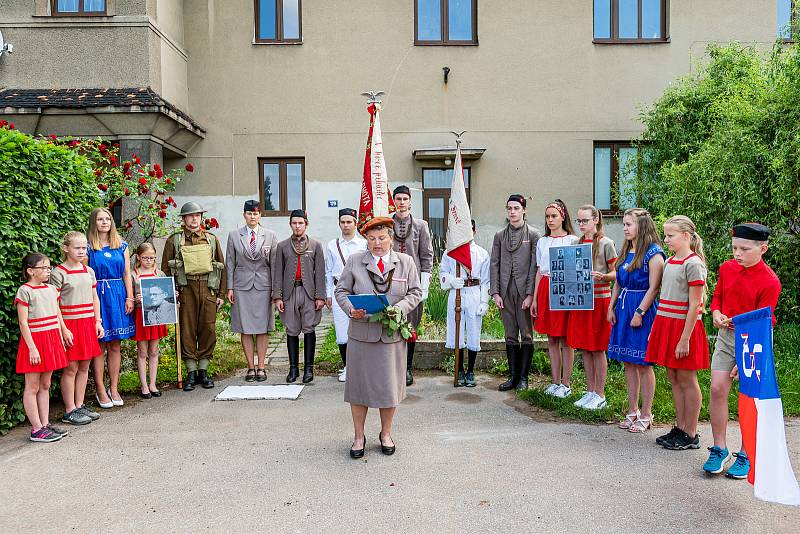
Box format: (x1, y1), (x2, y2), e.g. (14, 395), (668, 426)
(344, 338), (406, 408)
(230, 288), (274, 334)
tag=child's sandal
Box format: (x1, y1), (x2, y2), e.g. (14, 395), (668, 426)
(628, 416), (652, 433)
(245, 368), (256, 382)
(618, 411), (640, 430)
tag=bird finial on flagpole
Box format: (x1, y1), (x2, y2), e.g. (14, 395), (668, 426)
(450, 130), (467, 146)
(361, 91), (386, 104)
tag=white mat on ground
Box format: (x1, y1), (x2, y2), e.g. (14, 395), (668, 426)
(215, 385), (304, 401)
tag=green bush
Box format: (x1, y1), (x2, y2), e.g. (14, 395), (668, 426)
(635, 41), (800, 323)
(0, 126), (100, 434)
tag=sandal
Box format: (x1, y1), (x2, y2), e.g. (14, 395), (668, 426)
(618, 411), (640, 430)
(245, 369), (256, 382)
(255, 368), (267, 382)
(628, 416), (652, 433)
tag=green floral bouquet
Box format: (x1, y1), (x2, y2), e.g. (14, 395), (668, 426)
(369, 305), (416, 341)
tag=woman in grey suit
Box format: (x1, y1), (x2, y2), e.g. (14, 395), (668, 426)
(335, 218), (422, 459)
(225, 200), (279, 382)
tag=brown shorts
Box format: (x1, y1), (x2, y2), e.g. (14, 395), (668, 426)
(710, 327), (735, 372)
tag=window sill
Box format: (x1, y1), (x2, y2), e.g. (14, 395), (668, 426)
(593, 38), (670, 45)
(48, 13), (110, 17)
(414, 41), (479, 46)
(253, 40), (303, 45)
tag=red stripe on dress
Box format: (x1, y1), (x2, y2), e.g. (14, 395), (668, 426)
(14, 298), (29, 307)
(23, 284), (48, 289)
(667, 253), (698, 265)
(30, 320), (59, 329)
(687, 280), (705, 286)
(60, 303), (93, 309)
(62, 309), (94, 316)
(29, 315), (57, 323)
(606, 257), (617, 264)
(659, 298), (689, 306)
(57, 265), (88, 274)
(658, 305), (689, 314)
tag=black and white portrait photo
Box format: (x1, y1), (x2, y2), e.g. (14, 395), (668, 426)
(140, 276), (177, 326)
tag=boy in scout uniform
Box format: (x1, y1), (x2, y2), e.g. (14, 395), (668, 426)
(162, 202), (227, 391)
(490, 194), (540, 391)
(391, 185), (433, 386)
(272, 209), (326, 383)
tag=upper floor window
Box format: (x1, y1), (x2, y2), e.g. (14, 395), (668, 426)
(778, 0), (795, 40)
(259, 158), (305, 216)
(255, 0), (302, 43)
(594, 0), (668, 43)
(415, 0), (478, 45)
(53, 0), (106, 15)
(594, 142), (638, 213)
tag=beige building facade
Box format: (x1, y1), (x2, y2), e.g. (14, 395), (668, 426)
(0, 0), (789, 251)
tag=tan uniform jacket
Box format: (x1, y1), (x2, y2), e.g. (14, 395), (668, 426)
(271, 236), (326, 302)
(161, 228), (228, 295)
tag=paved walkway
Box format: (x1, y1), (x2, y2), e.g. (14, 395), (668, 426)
(1, 368), (799, 532)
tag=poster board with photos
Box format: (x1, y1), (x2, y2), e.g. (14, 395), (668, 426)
(549, 243), (594, 311)
(140, 276), (178, 326)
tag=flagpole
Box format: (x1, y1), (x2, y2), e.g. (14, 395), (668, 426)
(452, 134), (464, 387)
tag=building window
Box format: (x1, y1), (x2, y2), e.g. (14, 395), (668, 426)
(593, 0), (668, 43)
(422, 167), (470, 244)
(258, 158), (305, 216)
(53, 0), (106, 15)
(593, 143), (637, 213)
(415, 0), (478, 45)
(255, 0), (302, 43)
(778, 0), (795, 40)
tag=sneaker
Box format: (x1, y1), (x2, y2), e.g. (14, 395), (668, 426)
(584, 394), (608, 410)
(465, 372), (477, 387)
(61, 409), (92, 426)
(663, 430), (700, 450)
(573, 391), (595, 408)
(656, 426), (680, 447)
(702, 446), (732, 474)
(338, 367), (347, 383)
(78, 405), (100, 421)
(30, 427), (62, 443)
(554, 384), (572, 398)
(725, 452), (750, 479)
(544, 383), (559, 396)
(46, 424), (69, 437)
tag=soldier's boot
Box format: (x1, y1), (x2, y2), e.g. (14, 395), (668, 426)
(517, 344), (533, 391)
(183, 371), (197, 392)
(286, 335), (300, 383)
(198, 369), (214, 389)
(302, 332), (316, 384)
(498, 344), (521, 391)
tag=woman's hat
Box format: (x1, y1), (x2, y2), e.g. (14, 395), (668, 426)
(243, 200), (260, 212)
(359, 216), (394, 235)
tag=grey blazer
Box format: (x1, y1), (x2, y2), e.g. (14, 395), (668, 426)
(335, 250), (422, 343)
(490, 223), (540, 297)
(225, 226), (278, 291)
(392, 215), (434, 277)
(271, 236), (326, 302)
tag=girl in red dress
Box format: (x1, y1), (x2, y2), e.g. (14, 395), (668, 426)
(16, 253), (69, 442)
(566, 205), (617, 410)
(52, 232), (104, 426)
(532, 199), (579, 398)
(645, 215), (710, 450)
(132, 242), (169, 399)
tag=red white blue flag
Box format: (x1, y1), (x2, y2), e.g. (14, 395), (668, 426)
(734, 306), (800, 506)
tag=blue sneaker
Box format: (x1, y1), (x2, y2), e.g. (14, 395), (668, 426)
(725, 451), (750, 479)
(702, 446), (731, 474)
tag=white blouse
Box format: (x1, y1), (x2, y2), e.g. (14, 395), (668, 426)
(536, 234), (579, 276)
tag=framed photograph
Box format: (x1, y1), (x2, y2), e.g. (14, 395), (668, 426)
(140, 276), (177, 326)
(549, 243), (594, 311)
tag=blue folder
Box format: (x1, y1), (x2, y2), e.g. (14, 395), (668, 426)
(346, 293), (390, 314)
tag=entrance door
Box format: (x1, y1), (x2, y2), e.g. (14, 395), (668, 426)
(422, 168), (470, 256)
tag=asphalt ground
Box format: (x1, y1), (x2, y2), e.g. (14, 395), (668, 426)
(1, 372), (799, 533)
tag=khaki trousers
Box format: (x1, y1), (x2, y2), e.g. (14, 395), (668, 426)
(282, 285), (321, 336)
(178, 279), (218, 362)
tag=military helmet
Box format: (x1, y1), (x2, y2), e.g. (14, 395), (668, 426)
(179, 201), (205, 217)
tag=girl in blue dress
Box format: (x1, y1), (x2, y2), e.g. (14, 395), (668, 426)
(607, 208), (665, 434)
(88, 207), (134, 408)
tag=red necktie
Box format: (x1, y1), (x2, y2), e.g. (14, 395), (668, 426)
(250, 230), (256, 255)
(377, 257), (384, 273)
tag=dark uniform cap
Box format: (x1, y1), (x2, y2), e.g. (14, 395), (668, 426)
(393, 185), (411, 197)
(733, 223), (770, 241)
(289, 209), (307, 220)
(244, 200), (260, 212)
(338, 208), (357, 220)
(180, 201), (205, 216)
(507, 194), (526, 208)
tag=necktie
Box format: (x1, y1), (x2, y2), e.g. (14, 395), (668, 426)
(377, 257), (384, 273)
(250, 230), (256, 255)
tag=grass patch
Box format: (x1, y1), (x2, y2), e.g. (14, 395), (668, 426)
(315, 326), (341, 368)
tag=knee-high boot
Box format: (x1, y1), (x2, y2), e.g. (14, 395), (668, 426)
(517, 344), (533, 390)
(406, 341), (416, 386)
(338, 343), (347, 367)
(286, 335), (300, 383)
(302, 332), (316, 383)
(498, 344), (520, 391)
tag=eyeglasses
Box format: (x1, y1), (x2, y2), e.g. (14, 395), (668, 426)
(32, 266), (53, 271)
(140, 256), (156, 261)
(575, 219), (592, 225)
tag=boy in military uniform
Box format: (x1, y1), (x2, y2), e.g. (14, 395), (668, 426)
(272, 209), (326, 383)
(162, 202), (227, 391)
(391, 185), (433, 386)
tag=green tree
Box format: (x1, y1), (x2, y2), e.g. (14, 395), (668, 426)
(634, 41), (800, 323)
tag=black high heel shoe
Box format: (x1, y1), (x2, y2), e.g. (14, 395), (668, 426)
(378, 432), (395, 456)
(349, 436), (366, 459)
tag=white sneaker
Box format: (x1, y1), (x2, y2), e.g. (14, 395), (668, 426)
(338, 367), (347, 382)
(585, 394), (607, 410)
(554, 384), (572, 398)
(544, 383), (559, 396)
(573, 391), (595, 408)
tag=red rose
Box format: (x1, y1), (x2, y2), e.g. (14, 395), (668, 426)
(148, 170), (156, 177)
(123, 162), (131, 171)
(0, 120), (7, 127)
(160, 203), (167, 209)
(158, 210), (167, 219)
(131, 153), (137, 159)
(48, 134), (57, 140)
(69, 140), (79, 147)
(94, 169), (102, 177)
(156, 169), (163, 178)
(165, 178), (172, 184)
(124, 187), (130, 196)
(135, 157), (141, 165)
(185, 163), (194, 172)
(8, 123), (13, 130)
(153, 163), (161, 172)
(148, 204), (153, 209)
(113, 142), (119, 148)
(166, 196), (174, 203)
(110, 155), (117, 165)
(409, 330), (418, 343)
(99, 144), (106, 151)
(138, 177), (147, 186)
(98, 183), (108, 191)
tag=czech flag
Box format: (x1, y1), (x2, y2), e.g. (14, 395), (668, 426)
(445, 138), (472, 271)
(734, 307), (800, 506)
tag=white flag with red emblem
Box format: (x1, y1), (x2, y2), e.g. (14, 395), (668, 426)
(358, 103), (394, 229)
(446, 142), (472, 271)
